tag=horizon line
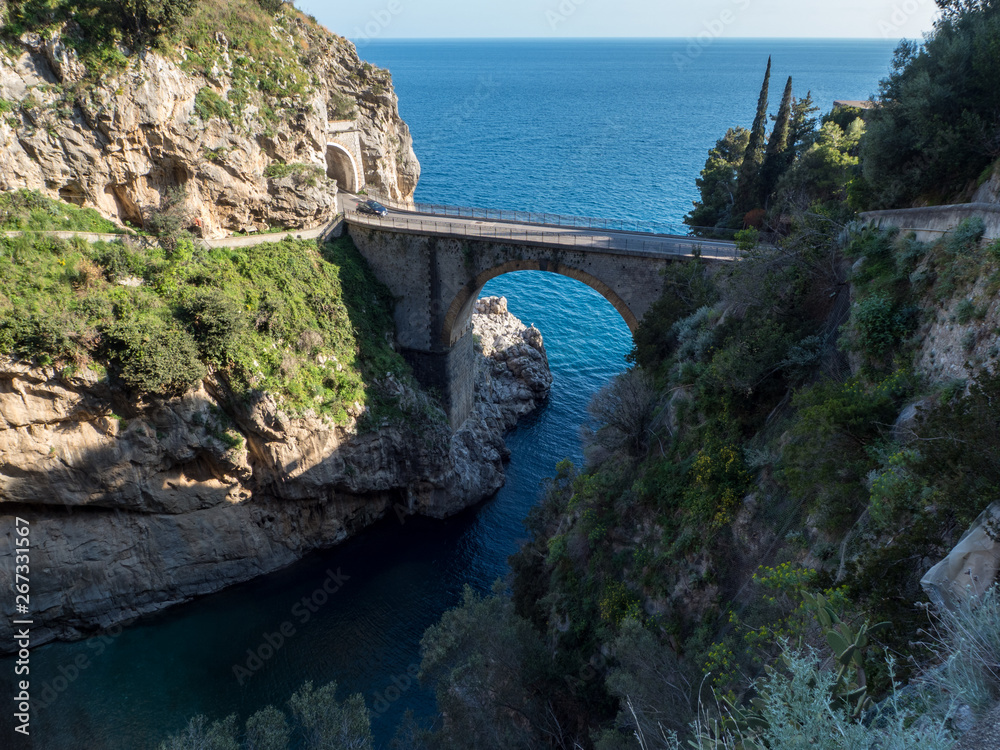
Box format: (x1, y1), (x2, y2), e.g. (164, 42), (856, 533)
(348, 35), (916, 42)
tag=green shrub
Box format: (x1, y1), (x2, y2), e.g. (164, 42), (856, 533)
(955, 298), (977, 324)
(329, 91), (356, 119)
(264, 161), (325, 187)
(946, 216), (986, 254)
(860, 4), (1000, 208)
(676, 649), (954, 750)
(0, 312), (75, 365)
(849, 293), (914, 359)
(158, 714), (238, 750)
(926, 584), (1000, 714)
(845, 227), (898, 289)
(158, 680), (366, 750)
(193, 87), (231, 121)
(94, 243), (147, 280)
(101, 315), (206, 397)
(177, 288), (246, 366)
(783, 373), (910, 530)
(288, 681), (373, 750)
(244, 706), (288, 750)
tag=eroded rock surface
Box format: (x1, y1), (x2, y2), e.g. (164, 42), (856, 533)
(0, 303), (550, 649)
(0, 20), (418, 237)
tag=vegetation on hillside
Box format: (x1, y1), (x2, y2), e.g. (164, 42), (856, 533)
(14, 0), (1000, 748)
(0, 189), (123, 232)
(860, 0), (1000, 207)
(0, 190), (414, 426)
(397, 2), (1000, 749)
(159, 679), (374, 750)
(687, 0), (1000, 234)
(156, 0), (1000, 746)
(0, 0), (391, 146)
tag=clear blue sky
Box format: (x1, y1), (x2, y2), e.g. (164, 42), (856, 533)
(296, 0), (939, 41)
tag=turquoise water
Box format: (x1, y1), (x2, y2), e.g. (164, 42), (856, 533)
(0, 39), (898, 748)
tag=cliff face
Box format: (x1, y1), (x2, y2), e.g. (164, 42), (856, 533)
(0, 15), (418, 237)
(0, 300), (550, 649)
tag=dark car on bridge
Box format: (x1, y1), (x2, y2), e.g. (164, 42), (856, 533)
(358, 199), (389, 217)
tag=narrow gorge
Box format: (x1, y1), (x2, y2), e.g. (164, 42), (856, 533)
(0, 294), (551, 648)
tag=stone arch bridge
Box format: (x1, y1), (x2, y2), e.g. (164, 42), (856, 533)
(346, 208), (738, 429)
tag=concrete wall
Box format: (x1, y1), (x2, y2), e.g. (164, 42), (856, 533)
(861, 202), (1000, 241)
(348, 225), (686, 427)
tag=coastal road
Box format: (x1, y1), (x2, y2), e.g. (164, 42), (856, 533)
(2, 197), (739, 261)
(339, 193), (741, 261)
(0, 217), (344, 249)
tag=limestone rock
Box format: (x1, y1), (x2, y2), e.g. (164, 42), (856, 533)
(0, 21), (419, 237)
(472, 296), (553, 428)
(921, 502), (1000, 610)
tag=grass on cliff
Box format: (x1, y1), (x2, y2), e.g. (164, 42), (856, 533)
(0, 189), (123, 232)
(175, 0), (318, 108)
(0, 201), (412, 425)
(0, 0), (364, 122)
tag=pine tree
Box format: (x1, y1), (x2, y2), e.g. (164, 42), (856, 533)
(685, 127), (751, 234)
(789, 91), (821, 156)
(760, 76), (794, 203)
(734, 56), (772, 220)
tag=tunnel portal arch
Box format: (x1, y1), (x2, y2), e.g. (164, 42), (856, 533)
(325, 143), (360, 193)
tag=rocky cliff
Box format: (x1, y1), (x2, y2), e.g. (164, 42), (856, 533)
(0, 298), (550, 649)
(0, 9), (418, 237)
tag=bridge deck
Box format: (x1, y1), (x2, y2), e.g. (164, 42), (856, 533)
(344, 207), (739, 261)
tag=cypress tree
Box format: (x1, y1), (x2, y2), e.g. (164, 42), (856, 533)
(734, 56), (772, 220)
(760, 75), (794, 202)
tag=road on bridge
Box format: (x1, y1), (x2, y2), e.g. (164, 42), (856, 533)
(339, 193), (740, 261)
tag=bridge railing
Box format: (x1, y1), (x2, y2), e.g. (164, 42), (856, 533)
(359, 191), (737, 240)
(344, 210), (739, 261)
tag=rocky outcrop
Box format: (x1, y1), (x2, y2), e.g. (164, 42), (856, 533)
(921, 502), (1000, 610)
(0, 304), (550, 649)
(472, 295), (552, 429)
(0, 16), (418, 237)
(913, 269), (1000, 384)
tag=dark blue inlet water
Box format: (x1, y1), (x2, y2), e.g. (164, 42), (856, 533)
(0, 39), (899, 748)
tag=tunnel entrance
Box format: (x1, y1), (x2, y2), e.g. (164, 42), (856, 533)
(325, 143), (359, 193)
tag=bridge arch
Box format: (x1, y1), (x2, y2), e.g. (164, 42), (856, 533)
(440, 259), (640, 348)
(325, 143), (360, 193)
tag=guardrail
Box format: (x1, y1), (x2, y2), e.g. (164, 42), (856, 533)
(344, 210), (739, 261)
(360, 191), (737, 240)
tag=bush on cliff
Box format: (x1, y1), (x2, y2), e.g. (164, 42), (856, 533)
(0, 200), (412, 424)
(100, 314), (206, 397)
